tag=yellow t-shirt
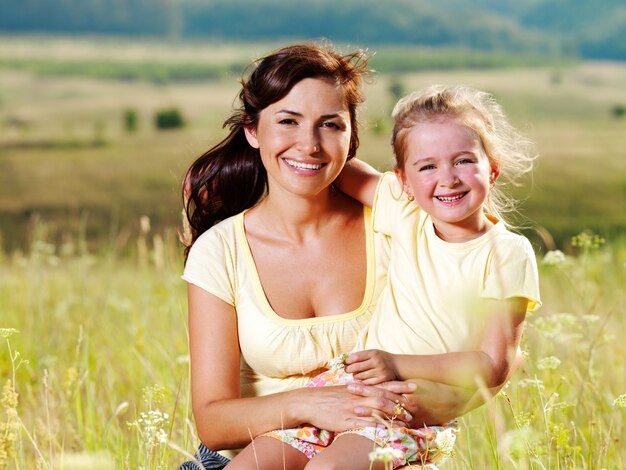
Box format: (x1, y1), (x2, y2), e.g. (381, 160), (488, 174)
(183, 206), (389, 398)
(363, 173), (541, 354)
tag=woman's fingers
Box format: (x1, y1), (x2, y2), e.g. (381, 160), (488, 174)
(374, 380), (417, 395)
(346, 382), (413, 421)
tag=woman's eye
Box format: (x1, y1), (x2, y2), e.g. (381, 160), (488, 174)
(321, 121), (340, 129)
(278, 118), (297, 125)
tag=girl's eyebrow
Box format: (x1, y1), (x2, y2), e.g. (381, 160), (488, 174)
(411, 157), (433, 166)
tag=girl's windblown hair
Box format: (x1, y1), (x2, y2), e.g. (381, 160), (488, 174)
(391, 84), (537, 225)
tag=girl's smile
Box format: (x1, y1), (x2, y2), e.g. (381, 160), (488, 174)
(398, 117), (499, 242)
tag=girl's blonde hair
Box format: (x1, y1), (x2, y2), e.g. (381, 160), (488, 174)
(391, 84), (536, 225)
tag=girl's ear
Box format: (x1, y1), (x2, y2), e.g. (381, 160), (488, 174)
(394, 167), (413, 199)
(490, 165), (501, 185)
(243, 126), (260, 149)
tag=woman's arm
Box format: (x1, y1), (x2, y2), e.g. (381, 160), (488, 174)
(188, 284), (412, 449)
(334, 159), (382, 207)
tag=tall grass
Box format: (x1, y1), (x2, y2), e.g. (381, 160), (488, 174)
(0, 220), (195, 468)
(1, 220), (624, 468)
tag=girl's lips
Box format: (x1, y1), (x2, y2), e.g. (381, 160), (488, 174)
(435, 192), (467, 203)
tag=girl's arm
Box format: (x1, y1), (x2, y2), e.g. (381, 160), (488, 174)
(346, 297), (528, 389)
(334, 159), (382, 207)
(188, 284), (411, 450)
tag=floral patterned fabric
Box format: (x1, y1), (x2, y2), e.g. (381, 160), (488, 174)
(262, 357), (457, 468)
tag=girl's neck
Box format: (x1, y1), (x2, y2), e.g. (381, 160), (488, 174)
(432, 213), (495, 243)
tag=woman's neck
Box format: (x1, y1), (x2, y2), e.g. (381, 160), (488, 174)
(248, 187), (350, 244)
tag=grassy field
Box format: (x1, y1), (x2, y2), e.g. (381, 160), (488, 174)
(0, 38), (624, 253)
(1, 225), (624, 468)
(1, 37), (625, 468)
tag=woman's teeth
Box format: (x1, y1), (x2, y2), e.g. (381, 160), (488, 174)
(285, 159), (323, 170)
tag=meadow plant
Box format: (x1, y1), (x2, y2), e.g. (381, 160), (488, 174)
(1, 225), (624, 468)
(446, 230), (625, 469)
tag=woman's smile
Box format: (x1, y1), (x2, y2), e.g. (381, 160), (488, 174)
(244, 77), (351, 198)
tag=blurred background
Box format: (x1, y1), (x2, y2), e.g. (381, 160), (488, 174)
(0, 0), (625, 254)
(1, 2), (625, 468)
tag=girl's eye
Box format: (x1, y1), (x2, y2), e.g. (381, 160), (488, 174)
(456, 158), (475, 165)
(419, 164), (435, 171)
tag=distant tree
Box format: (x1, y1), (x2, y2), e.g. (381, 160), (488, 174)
(124, 108), (139, 132)
(155, 108), (184, 130)
(611, 104), (625, 119)
(388, 76), (406, 102)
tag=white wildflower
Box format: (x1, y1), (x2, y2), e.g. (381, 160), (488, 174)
(369, 446), (404, 464)
(582, 314), (600, 323)
(613, 394), (626, 408)
(0, 328), (19, 339)
(175, 355), (190, 364)
(537, 356), (561, 370)
(541, 250), (566, 266)
(499, 427), (541, 459)
(329, 353), (349, 371)
(517, 378), (545, 391)
(435, 427), (457, 455)
(547, 401), (576, 412)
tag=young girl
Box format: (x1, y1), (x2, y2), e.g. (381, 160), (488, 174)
(225, 85), (541, 469)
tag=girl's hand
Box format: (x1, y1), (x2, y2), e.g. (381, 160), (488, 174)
(345, 349), (398, 385)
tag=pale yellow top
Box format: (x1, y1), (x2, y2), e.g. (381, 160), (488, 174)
(361, 173), (541, 354)
(183, 206), (389, 398)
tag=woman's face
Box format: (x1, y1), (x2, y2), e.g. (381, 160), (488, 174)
(244, 78), (352, 199)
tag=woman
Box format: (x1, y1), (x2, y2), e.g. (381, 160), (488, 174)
(180, 43), (494, 470)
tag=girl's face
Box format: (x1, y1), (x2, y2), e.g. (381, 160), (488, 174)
(397, 117), (499, 241)
(244, 78), (352, 200)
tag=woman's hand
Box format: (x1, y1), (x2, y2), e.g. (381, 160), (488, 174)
(298, 384), (412, 432)
(349, 379), (473, 427)
(337, 381), (416, 424)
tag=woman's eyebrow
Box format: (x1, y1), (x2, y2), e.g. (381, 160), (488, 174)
(275, 109), (346, 119)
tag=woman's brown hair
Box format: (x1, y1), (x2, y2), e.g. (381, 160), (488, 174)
(182, 42), (369, 259)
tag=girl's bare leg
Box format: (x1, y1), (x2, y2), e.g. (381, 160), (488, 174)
(225, 436), (309, 470)
(304, 433), (388, 470)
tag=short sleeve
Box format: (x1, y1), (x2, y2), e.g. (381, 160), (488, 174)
(372, 172), (409, 237)
(182, 227), (237, 306)
(482, 235), (541, 311)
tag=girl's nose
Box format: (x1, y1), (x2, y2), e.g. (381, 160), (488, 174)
(439, 167), (460, 187)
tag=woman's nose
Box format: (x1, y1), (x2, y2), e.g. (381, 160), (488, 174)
(297, 127), (320, 155)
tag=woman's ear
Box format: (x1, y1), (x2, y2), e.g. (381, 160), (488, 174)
(243, 126), (260, 149)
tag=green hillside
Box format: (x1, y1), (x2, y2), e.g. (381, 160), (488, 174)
(1, 0), (625, 60)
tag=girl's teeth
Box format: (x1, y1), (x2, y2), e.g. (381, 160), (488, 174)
(285, 159), (322, 170)
(437, 194), (464, 202)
